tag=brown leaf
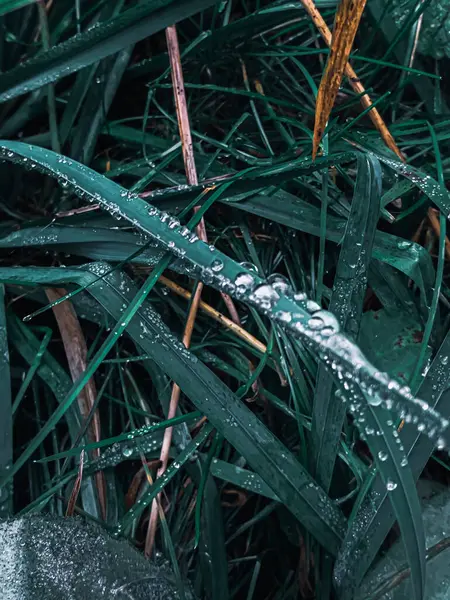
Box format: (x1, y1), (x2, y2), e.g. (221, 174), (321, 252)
(313, 0), (368, 159)
(46, 287), (107, 519)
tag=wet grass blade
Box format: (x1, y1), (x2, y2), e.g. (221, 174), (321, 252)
(210, 459), (280, 502)
(311, 153), (380, 490)
(7, 314), (101, 518)
(0, 264), (347, 554)
(333, 327), (450, 599)
(0, 0), (36, 16)
(0, 141), (448, 449)
(0, 0), (218, 103)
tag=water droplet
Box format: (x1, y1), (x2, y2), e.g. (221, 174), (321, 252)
(211, 259), (224, 273)
(239, 261), (258, 273)
(234, 273), (255, 296)
(249, 283), (280, 311)
(386, 479), (397, 491)
(267, 273), (293, 296)
(306, 300), (321, 313)
(122, 446), (133, 457)
(378, 451), (388, 462)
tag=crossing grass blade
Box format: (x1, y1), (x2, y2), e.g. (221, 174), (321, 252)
(0, 0), (36, 17)
(3, 4), (450, 598)
(311, 153), (380, 490)
(0, 141), (448, 447)
(0, 263), (347, 554)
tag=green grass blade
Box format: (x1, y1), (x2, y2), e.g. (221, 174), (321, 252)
(0, 0), (218, 103)
(333, 327), (450, 599)
(0, 0), (36, 17)
(312, 154), (381, 490)
(0, 141), (448, 450)
(0, 263), (347, 554)
(210, 459), (280, 502)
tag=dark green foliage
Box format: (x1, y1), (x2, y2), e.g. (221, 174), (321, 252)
(0, 1), (449, 599)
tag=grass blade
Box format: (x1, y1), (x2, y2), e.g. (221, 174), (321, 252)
(0, 0), (218, 103)
(312, 153), (380, 490)
(333, 328), (450, 598)
(0, 263), (347, 554)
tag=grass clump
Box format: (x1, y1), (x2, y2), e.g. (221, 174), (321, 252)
(0, 1), (449, 599)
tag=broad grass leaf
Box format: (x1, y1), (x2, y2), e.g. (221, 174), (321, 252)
(334, 329), (450, 599)
(0, 141), (447, 449)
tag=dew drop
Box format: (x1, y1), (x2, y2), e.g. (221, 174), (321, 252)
(211, 259), (224, 273)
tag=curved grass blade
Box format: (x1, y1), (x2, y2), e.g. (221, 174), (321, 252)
(7, 314), (101, 518)
(333, 328), (450, 599)
(0, 0), (218, 103)
(0, 137), (435, 303)
(210, 458), (280, 502)
(350, 389), (426, 600)
(312, 153), (380, 490)
(0, 212), (434, 311)
(118, 424), (213, 534)
(141, 360), (229, 600)
(0, 141), (448, 449)
(0, 0), (36, 17)
(0, 264), (347, 554)
(70, 46), (133, 166)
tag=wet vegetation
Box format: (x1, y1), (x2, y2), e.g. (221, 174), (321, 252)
(0, 1), (450, 599)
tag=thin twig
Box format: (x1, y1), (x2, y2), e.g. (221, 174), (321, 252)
(299, 0), (404, 162)
(146, 273), (266, 354)
(145, 24), (212, 557)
